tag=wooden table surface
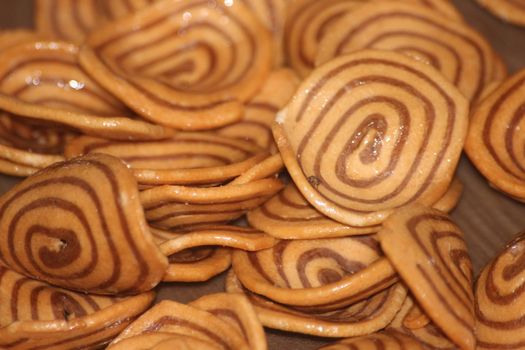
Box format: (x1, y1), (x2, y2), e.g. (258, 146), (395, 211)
(1, 1), (525, 349)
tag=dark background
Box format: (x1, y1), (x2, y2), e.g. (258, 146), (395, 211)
(1, 1), (525, 348)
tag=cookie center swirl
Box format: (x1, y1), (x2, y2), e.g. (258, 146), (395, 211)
(50, 291), (88, 320)
(27, 225), (81, 269)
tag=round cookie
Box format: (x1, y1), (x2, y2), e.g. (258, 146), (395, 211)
(0, 41), (172, 141)
(79, 0), (273, 130)
(226, 270), (407, 338)
(378, 205), (475, 350)
(315, 1), (496, 102)
(274, 50), (468, 227)
(475, 231), (525, 350)
(232, 236), (397, 310)
(0, 266), (154, 349)
(465, 69), (525, 201)
(0, 153), (168, 294)
(317, 330), (426, 350)
(476, 0), (525, 27)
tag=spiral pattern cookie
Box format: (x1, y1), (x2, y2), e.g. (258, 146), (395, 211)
(465, 69), (525, 201)
(274, 50), (468, 227)
(0, 153), (168, 294)
(315, 2), (495, 102)
(65, 133), (266, 186)
(475, 231), (525, 350)
(80, 0), (272, 130)
(110, 294), (263, 350)
(0, 266), (155, 349)
(215, 69), (300, 152)
(0, 41), (172, 141)
(317, 330), (426, 350)
(227, 270), (407, 337)
(476, 0), (525, 27)
(233, 236), (397, 310)
(378, 205), (475, 350)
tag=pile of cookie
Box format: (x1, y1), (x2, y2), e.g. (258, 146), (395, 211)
(0, 0), (524, 349)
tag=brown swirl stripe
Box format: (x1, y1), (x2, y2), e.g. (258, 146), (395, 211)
(110, 297), (255, 350)
(316, 2), (494, 102)
(80, 0), (272, 130)
(388, 295), (457, 350)
(465, 69), (525, 201)
(190, 293), (267, 350)
(215, 69), (300, 152)
(0, 266), (154, 350)
(476, 0), (525, 27)
(317, 329), (426, 350)
(0, 41), (172, 141)
(0, 154), (167, 294)
(274, 50), (468, 227)
(233, 236), (397, 310)
(379, 205), (475, 350)
(65, 132), (266, 186)
(475, 231), (525, 349)
(226, 270), (407, 337)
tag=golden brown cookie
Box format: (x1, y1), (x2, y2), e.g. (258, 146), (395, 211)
(107, 333), (222, 350)
(0, 153), (168, 294)
(317, 329), (426, 350)
(465, 69), (525, 201)
(378, 205), (475, 350)
(226, 270), (407, 337)
(0, 30), (40, 50)
(215, 69), (300, 152)
(389, 295), (457, 350)
(475, 231), (525, 350)
(65, 133), (267, 186)
(432, 178), (463, 213)
(476, 0), (525, 27)
(315, 1), (495, 102)
(0, 266), (154, 349)
(232, 236), (397, 310)
(0, 41), (172, 140)
(151, 225), (277, 282)
(274, 50), (468, 227)
(79, 0), (272, 130)
(110, 294), (265, 350)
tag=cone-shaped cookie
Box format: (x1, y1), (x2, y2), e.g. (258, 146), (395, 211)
(378, 205), (475, 350)
(110, 294), (265, 350)
(0, 153), (168, 294)
(274, 50), (468, 227)
(316, 2), (495, 102)
(0, 41), (172, 141)
(0, 266), (155, 349)
(80, 0), (273, 130)
(233, 236), (397, 309)
(475, 231), (525, 350)
(476, 0), (525, 27)
(65, 133), (267, 186)
(226, 270), (407, 337)
(215, 69), (300, 152)
(465, 69), (525, 201)
(317, 330), (426, 350)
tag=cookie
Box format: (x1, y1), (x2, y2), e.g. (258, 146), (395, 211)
(476, 0), (525, 27)
(151, 225), (277, 282)
(378, 205), (475, 350)
(107, 333), (222, 350)
(316, 1), (495, 102)
(232, 236), (397, 310)
(0, 30), (40, 50)
(215, 69), (300, 152)
(465, 69), (525, 201)
(226, 270), (407, 337)
(109, 294), (265, 350)
(317, 330), (426, 350)
(0, 266), (154, 349)
(0, 153), (168, 294)
(274, 50), (468, 227)
(65, 133), (267, 186)
(0, 41), (172, 140)
(475, 231), (525, 350)
(79, 0), (272, 130)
